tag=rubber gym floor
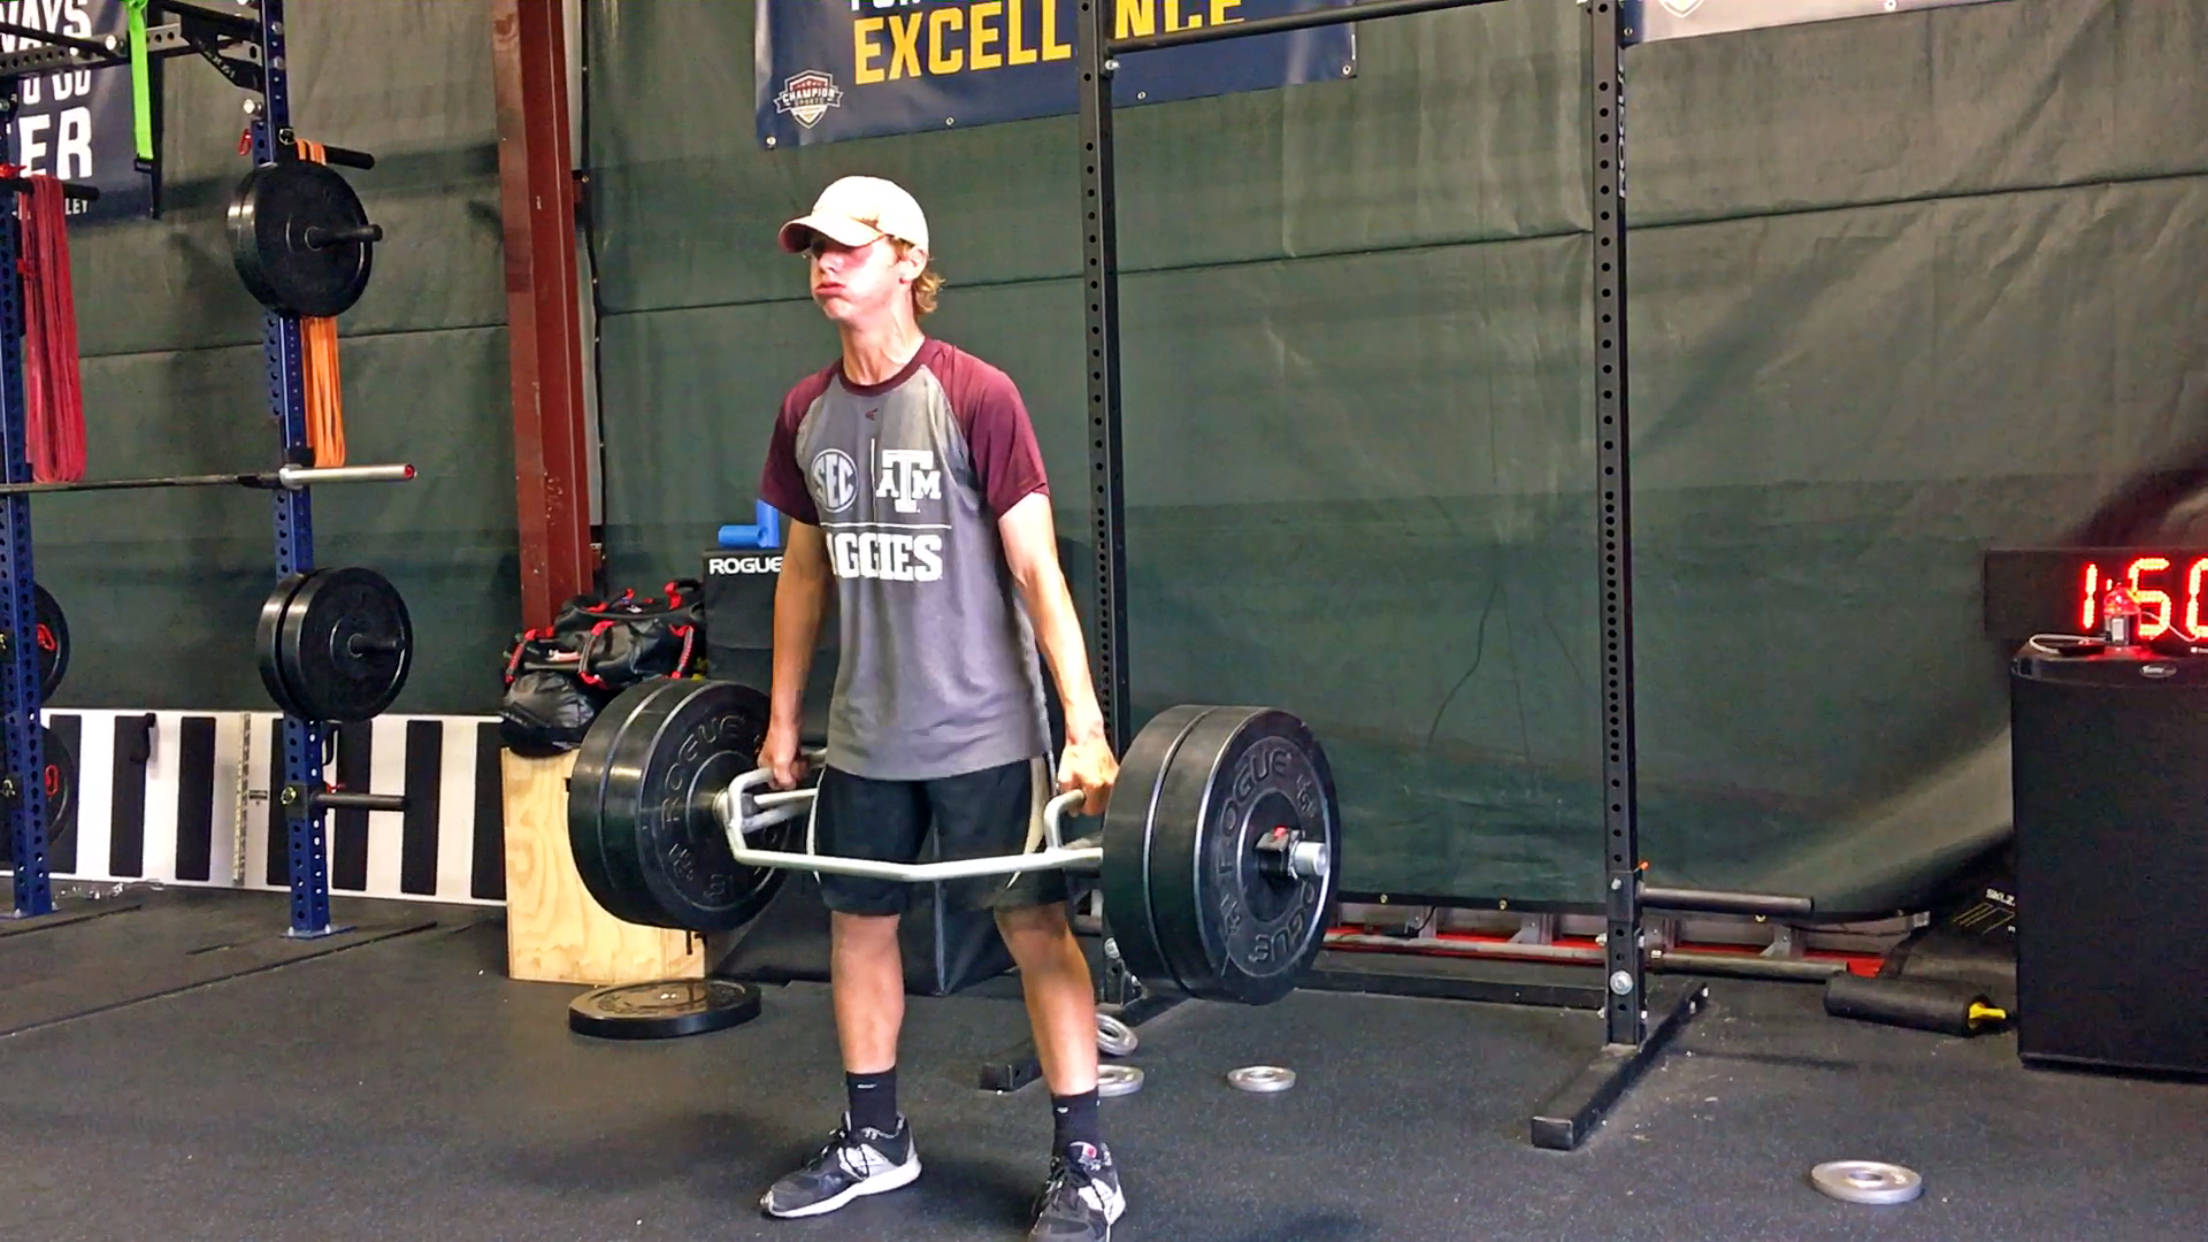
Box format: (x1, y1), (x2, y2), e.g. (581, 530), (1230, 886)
(2, 885), (2200, 1242)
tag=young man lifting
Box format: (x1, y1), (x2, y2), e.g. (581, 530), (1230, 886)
(753, 176), (1127, 1242)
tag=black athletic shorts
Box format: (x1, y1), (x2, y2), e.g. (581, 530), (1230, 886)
(809, 755), (1070, 916)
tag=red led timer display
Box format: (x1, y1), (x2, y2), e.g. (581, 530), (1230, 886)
(2079, 557), (2208, 642)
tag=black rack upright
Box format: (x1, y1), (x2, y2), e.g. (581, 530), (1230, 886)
(1074, 0), (1817, 1149)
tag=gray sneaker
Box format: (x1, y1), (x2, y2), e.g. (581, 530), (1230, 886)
(1027, 1141), (1125, 1241)
(759, 1115), (920, 1219)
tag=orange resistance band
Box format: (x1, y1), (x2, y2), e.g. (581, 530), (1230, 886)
(296, 140), (346, 467)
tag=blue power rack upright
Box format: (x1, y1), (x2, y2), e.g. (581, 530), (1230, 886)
(0, 113), (54, 919)
(249, 0), (344, 939)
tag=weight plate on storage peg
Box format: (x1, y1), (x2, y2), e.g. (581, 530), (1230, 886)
(40, 726), (72, 843)
(0, 726), (73, 867)
(255, 570), (312, 718)
(568, 678), (797, 932)
(228, 158), (378, 318)
(568, 978), (762, 1040)
(257, 567), (412, 723)
(33, 582), (67, 700)
(1810, 1161), (1923, 1205)
(1101, 706), (1341, 1005)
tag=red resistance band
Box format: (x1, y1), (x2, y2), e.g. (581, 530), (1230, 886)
(5, 167), (86, 483)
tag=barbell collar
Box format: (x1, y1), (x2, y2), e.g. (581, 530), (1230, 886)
(1290, 840), (1331, 880)
(273, 463), (416, 489)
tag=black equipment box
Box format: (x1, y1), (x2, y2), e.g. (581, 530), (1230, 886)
(700, 547), (837, 742)
(2011, 646), (2208, 1077)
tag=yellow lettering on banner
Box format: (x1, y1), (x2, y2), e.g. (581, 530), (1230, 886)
(1041, 0), (1072, 60)
(929, 6), (964, 74)
(1166, 0), (1198, 32)
(1211, 0), (1241, 26)
(851, 1), (1084, 84)
(1007, 0), (1038, 65)
(1117, 0), (1154, 41)
(853, 16), (887, 84)
(970, 1), (1004, 70)
(887, 12), (924, 80)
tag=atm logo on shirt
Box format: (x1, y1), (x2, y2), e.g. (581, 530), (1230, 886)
(875, 448), (942, 514)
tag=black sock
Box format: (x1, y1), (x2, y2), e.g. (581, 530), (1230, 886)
(846, 1068), (899, 1134)
(1051, 1088), (1104, 1154)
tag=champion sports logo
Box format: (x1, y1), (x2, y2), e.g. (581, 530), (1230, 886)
(776, 71), (845, 129)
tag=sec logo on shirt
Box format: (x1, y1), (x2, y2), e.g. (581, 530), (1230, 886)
(811, 448), (859, 513)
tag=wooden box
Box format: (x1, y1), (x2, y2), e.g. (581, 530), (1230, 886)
(500, 747), (701, 985)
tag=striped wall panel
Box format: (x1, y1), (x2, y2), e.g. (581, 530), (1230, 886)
(4, 711), (508, 907)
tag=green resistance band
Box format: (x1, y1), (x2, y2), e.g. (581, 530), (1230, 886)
(127, 0), (151, 164)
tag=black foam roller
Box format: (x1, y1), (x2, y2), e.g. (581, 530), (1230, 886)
(1824, 973), (1994, 1036)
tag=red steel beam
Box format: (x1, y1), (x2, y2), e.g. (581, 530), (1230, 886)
(491, 0), (597, 627)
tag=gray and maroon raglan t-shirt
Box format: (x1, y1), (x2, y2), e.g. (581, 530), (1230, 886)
(758, 338), (1053, 780)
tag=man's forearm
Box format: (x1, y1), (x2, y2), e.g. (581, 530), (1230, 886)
(1022, 575), (1106, 744)
(771, 569), (830, 731)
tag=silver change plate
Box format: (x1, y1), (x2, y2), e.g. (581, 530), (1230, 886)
(1810, 1160), (1924, 1205)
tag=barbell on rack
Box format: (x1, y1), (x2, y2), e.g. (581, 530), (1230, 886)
(2, 469), (416, 723)
(0, 462), (413, 497)
(568, 679), (1343, 1006)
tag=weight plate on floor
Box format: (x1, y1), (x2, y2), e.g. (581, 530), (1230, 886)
(1102, 706), (1341, 1005)
(569, 678), (795, 932)
(1226, 1065), (1296, 1094)
(568, 978), (762, 1040)
(33, 582), (67, 700)
(1096, 1013), (1139, 1057)
(1096, 1064), (1144, 1098)
(1, 726), (72, 867)
(228, 159), (376, 318)
(258, 567), (412, 722)
(1810, 1161), (1924, 1205)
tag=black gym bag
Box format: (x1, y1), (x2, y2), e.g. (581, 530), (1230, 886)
(497, 580), (708, 755)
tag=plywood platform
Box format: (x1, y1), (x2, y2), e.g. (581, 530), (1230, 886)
(500, 748), (701, 985)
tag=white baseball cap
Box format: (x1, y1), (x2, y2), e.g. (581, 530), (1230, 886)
(777, 175), (930, 254)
